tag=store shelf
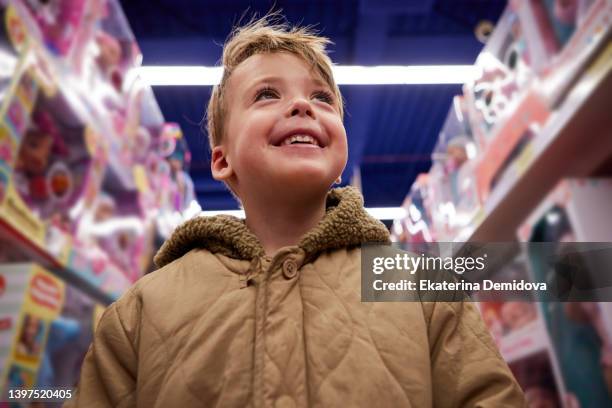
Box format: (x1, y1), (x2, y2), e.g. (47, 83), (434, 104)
(1, 1), (188, 308)
(0, 217), (125, 305)
(9, 0), (144, 192)
(455, 43), (612, 242)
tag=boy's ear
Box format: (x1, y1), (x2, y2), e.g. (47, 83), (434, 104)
(210, 145), (233, 181)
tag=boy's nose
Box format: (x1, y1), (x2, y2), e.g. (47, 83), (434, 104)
(288, 98), (314, 119)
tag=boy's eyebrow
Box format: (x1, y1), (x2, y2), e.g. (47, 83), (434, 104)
(244, 76), (284, 92)
(243, 75), (331, 94)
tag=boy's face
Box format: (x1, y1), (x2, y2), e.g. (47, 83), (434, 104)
(212, 52), (347, 201)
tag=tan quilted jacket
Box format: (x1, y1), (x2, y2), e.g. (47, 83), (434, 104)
(66, 187), (525, 407)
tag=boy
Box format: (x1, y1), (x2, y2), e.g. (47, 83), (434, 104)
(67, 16), (525, 407)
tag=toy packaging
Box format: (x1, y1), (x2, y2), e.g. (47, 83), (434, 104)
(513, 0), (611, 105)
(0, 263), (65, 399)
(473, 89), (549, 203)
(147, 122), (197, 239)
(159, 122), (195, 213)
(471, 253), (572, 406)
(17, 0), (93, 58)
(519, 178), (612, 406)
(509, 350), (566, 408)
(0, 0), (194, 368)
(512, 0), (575, 72)
(1, 3), (19, 94)
(0, 63), (107, 255)
(422, 97), (481, 240)
(512, 0), (603, 72)
(0, 263), (103, 407)
(1, 0), (193, 311)
(474, 256), (538, 326)
(391, 174), (434, 244)
(36, 284), (99, 392)
(93, 0), (141, 93)
(461, 5), (553, 205)
(464, 5), (534, 149)
(74, 188), (148, 285)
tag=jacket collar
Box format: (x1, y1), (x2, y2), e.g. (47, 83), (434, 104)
(153, 186), (390, 268)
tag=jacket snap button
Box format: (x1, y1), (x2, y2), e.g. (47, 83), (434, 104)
(282, 259), (298, 279)
(274, 395), (296, 408)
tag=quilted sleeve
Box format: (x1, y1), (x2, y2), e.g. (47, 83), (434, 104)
(63, 289), (141, 408)
(422, 300), (527, 408)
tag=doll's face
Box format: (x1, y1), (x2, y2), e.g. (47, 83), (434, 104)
(97, 32), (121, 69)
(23, 315), (40, 342)
(446, 145), (468, 170)
(168, 158), (182, 173)
(501, 301), (535, 330)
(17, 129), (53, 175)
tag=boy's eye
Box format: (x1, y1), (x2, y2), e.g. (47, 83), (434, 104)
(254, 87), (279, 101)
(312, 90), (334, 105)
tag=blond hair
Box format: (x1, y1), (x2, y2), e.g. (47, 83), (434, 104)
(204, 13), (343, 150)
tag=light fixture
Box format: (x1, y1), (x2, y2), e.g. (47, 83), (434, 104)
(199, 207), (406, 221)
(366, 207), (407, 220)
(131, 65), (481, 86)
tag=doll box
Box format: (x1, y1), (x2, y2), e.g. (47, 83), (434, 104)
(518, 178), (612, 242)
(463, 4), (535, 151)
(518, 178), (612, 406)
(474, 89), (550, 203)
(0, 65), (106, 253)
(0, 263), (65, 396)
(508, 350), (566, 407)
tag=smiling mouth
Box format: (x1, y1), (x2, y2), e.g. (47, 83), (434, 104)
(273, 133), (326, 149)
(281, 134), (320, 147)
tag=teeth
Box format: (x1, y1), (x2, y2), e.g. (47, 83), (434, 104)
(281, 134), (319, 146)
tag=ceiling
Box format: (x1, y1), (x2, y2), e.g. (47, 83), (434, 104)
(119, 0), (506, 209)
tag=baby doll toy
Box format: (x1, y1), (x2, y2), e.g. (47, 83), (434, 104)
(162, 123), (194, 212)
(133, 126), (152, 163)
(87, 193), (144, 282)
(14, 110), (70, 206)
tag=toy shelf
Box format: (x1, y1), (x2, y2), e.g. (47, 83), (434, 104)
(0, 217), (121, 305)
(1, 0), (195, 307)
(7, 0), (153, 193)
(455, 43), (612, 243)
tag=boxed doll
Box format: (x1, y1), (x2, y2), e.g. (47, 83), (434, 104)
(391, 174), (433, 244)
(426, 97), (480, 240)
(0, 263), (65, 398)
(513, 0), (611, 105)
(518, 178), (612, 407)
(35, 284), (100, 392)
(464, 5), (535, 149)
(509, 350), (566, 407)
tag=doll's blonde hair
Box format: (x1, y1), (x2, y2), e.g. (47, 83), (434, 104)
(204, 13), (343, 150)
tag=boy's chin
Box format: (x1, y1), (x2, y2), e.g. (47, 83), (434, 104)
(266, 171), (337, 195)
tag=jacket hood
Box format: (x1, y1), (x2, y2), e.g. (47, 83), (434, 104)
(154, 186), (390, 268)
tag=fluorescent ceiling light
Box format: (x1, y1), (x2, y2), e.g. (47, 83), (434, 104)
(365, 207), (406, 220)
(200, 209), (246, 218)
(130, 66), (223, 86)
(199, 207), (406, 221)
(131, 65), (480, 86)
(333, 65), (480, 85)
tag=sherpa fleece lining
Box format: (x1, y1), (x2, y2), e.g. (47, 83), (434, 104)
(154, 186), (390, 268)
